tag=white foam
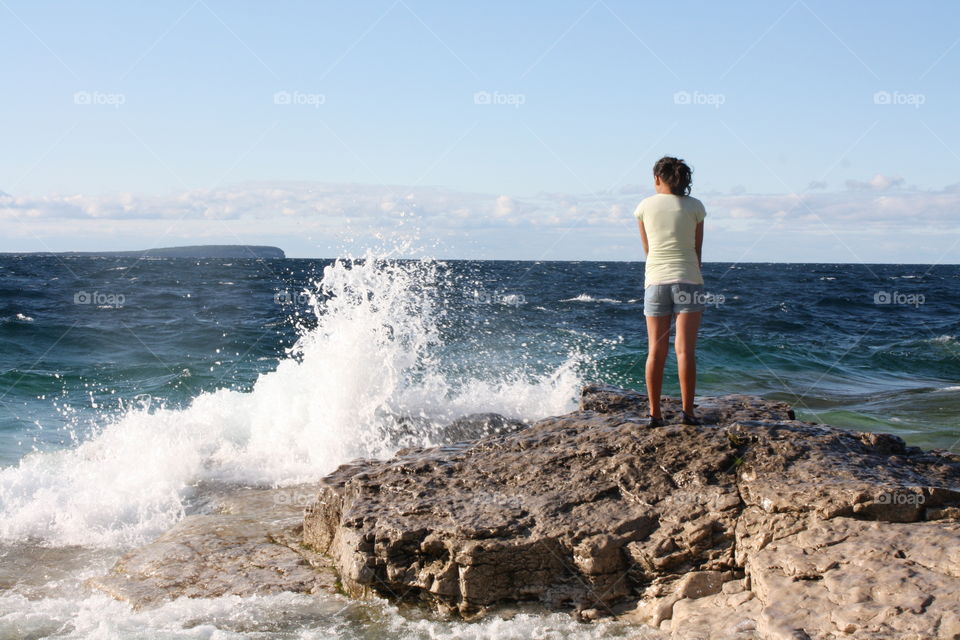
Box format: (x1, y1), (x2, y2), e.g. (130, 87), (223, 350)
(561, 294), (622, 304)
(1, 313), (34, 323)
(0, 253), (582, 547)
(0, 590), (639, 639)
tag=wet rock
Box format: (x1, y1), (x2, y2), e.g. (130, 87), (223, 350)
(305, 384), (960, 639)
(380, 412), (527, 451)
(90, 485), (338, 608)
(438, 413), (528, 443)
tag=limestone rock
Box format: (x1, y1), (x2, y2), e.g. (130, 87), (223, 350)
(305, 402), (746, 616)
(731, 420), (960, 521)
(304, 384), (960, 639)
(744, 512), (960, 639)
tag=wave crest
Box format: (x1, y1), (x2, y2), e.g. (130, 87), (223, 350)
(0, 253), (582, 547)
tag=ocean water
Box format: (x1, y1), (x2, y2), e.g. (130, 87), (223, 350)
(0, 254), (957, 638)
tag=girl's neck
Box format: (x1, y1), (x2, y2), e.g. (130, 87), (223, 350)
(653, 179), (674, 195)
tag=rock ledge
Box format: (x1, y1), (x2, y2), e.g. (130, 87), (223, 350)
(304, 384), (960, 639)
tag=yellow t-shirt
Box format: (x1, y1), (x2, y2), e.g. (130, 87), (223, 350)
(633, 193), (706, 287)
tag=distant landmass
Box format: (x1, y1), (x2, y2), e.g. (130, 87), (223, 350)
(5, 245), (286, 259)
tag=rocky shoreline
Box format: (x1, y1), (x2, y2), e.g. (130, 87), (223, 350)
(92, 385), (960, 639)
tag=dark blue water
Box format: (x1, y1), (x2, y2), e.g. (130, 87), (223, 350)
(0, 254), (957, 638)
(1, 256), (957, 468)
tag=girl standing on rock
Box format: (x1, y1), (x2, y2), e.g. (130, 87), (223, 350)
(634, 156), (706, 427)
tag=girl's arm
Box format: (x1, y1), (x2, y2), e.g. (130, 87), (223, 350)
(638, 220), (650, 255)
(695, 221), (704, 268)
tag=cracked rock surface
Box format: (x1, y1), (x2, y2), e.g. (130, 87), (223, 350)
(305, 384), (960, 638)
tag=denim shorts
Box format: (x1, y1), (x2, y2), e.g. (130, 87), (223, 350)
(643, 282), (706, 317)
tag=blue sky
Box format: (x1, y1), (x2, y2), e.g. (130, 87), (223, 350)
(1, 0), (958, 262)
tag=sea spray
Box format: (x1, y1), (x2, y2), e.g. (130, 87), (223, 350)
(0, 253), (583, 548)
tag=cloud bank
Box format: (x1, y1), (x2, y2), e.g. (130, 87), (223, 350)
(1, 178), (957, 263)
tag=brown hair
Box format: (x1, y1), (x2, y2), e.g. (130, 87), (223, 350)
(653, 156), (693, 196)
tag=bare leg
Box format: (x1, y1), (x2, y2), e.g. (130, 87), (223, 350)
(674, 311), (702, 415)
(645, 314), (673, 418)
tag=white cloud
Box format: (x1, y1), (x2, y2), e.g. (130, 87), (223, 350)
(845, 173), (904, 191)
(2, 180), (958, 261)
(494, 195), (514, 217)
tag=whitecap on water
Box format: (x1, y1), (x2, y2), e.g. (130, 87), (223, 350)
(0, 250), (600, 638)
(561, 294), (622, 304)
(0, 252), (583, 549)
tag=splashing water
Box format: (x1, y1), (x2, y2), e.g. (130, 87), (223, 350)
(0, 253), (583, 548)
